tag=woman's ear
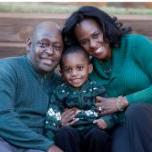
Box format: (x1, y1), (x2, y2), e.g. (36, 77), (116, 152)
(89, 64), (93, 73)
(26, 37), (32, 53)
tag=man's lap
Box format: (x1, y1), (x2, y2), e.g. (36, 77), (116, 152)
(0, 137), (45, 152)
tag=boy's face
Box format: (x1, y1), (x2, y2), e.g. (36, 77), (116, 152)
(61, 52), (92, 89)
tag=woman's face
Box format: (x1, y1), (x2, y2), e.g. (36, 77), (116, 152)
(74, 19), (111, 61)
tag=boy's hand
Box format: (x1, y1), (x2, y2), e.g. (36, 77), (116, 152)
(93, 118), (107, 129)
(47, 144), (63, 152)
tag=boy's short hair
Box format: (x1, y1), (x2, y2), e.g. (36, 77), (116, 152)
(60, 45), (90, 68)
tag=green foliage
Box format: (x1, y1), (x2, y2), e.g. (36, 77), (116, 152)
(0, 3), (151, 15)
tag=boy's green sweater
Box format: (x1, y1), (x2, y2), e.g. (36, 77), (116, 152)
(0, 56), (62, 151)
(89, 34), (152, 123)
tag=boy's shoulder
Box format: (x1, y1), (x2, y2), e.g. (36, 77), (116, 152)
(53, 83), (71, 97)
(87, 80), (107, 96)
(87, 80), (105, 88)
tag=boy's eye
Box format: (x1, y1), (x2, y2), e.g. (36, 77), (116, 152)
(77, 65), (84, 71)
(64, 68), (72, 73)
(53, 45), (61, 51)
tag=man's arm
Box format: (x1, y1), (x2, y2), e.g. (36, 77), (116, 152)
(0, 62), (54, 151)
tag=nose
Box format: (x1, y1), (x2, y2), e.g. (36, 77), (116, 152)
(45, 46), (54, 55)
(90, 39), (97, 49)
(71, 69), (78, 76)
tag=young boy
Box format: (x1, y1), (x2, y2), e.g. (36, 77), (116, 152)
(44, 45), (118, 140)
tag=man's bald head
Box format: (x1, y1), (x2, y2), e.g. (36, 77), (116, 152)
(31, 21), (62, 41)
(27, 21), (63, 73)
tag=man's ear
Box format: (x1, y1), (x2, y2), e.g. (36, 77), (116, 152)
(26, 37), (32, 53)
(89, 64), (93, 73)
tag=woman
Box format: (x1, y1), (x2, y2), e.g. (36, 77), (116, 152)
(62, 6), (152, 152)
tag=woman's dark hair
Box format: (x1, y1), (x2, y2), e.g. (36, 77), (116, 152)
(62, 6), (132, 48)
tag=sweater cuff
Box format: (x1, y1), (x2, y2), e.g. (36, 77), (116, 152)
(126, 94), (136, 105)
(39, 139), (55, 151)
(101, 115), (115, 129)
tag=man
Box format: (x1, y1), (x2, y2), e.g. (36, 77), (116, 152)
(0, 21), (64, 152)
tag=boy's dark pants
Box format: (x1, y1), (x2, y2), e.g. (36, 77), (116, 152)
(55, 126), (111, 152)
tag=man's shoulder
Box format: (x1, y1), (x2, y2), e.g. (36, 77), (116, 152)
(0, 55), (26, 72)
(0, 55), (25, 67)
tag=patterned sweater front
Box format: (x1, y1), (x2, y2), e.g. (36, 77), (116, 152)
(45, 80), (118, 139)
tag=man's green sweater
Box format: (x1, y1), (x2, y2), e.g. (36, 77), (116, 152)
(0, 55), (62, 151)
(89, 34), (152, 123)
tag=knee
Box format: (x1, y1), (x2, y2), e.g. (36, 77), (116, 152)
(55, 126), (78, 139)
(87, 127), (110, 142)
(125, 103), (149, 122)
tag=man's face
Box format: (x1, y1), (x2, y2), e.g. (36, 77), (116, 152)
(28, 24), (63, 73)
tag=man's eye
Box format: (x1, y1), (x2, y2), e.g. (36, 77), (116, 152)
(39, 43), (48, 48)
(53, 45), (61, 51)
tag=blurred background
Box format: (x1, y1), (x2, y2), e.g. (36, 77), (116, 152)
(0, 2), (151, 58)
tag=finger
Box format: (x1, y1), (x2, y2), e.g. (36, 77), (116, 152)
(62, 109), (76, 118)
(67, 118), (79, 126)
(95, 96), (103, 103)
(101, 110), (112, 115)
(95, 102), (102, 106)
(93, 119), (98, 124)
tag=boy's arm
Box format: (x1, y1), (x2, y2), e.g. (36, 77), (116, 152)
(93, 82), (119, 129)
(101, 114), (119, 129)
(93, 114), (119, 129)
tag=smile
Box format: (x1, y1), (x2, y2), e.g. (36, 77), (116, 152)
(94, 47), (104, 54)
(41, 58), (54, 65)
(71, 78), (82, 83)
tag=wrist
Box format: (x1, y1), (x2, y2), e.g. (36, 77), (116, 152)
(116, 96), (129, 111)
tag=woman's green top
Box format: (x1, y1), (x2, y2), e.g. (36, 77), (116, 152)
(89, 34), (152, 123)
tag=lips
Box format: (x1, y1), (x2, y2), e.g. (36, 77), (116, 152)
(94, 46), (104, 55)
(41, 58), (54, 65)
(71, 78), (82, 84)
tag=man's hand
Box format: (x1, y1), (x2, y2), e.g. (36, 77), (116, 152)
(61, 107), (80, 126)
(47, 144), (63, 152)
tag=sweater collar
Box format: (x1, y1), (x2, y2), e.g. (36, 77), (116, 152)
(24, 56), (54, 79)
(91, 37), (127, 83)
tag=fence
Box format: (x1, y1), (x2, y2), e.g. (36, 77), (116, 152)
(0, 13), (151, 58)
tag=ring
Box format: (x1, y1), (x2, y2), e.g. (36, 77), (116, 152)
(98, 106), (103, 112)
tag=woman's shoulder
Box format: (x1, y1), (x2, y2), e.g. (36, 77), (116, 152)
(122, 33), (151, 43)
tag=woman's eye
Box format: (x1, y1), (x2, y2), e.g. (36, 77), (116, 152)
(92, 33), (99, 39)
(80, 40), (89, 46)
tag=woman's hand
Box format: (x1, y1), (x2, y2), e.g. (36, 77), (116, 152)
(93, 118), (107, 129)
(60, 107), (80, 126)
(95, 96), (129, 115)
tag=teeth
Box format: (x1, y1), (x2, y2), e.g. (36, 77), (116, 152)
(95, 47), (104, 54)
(42, 59), (53, 65)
